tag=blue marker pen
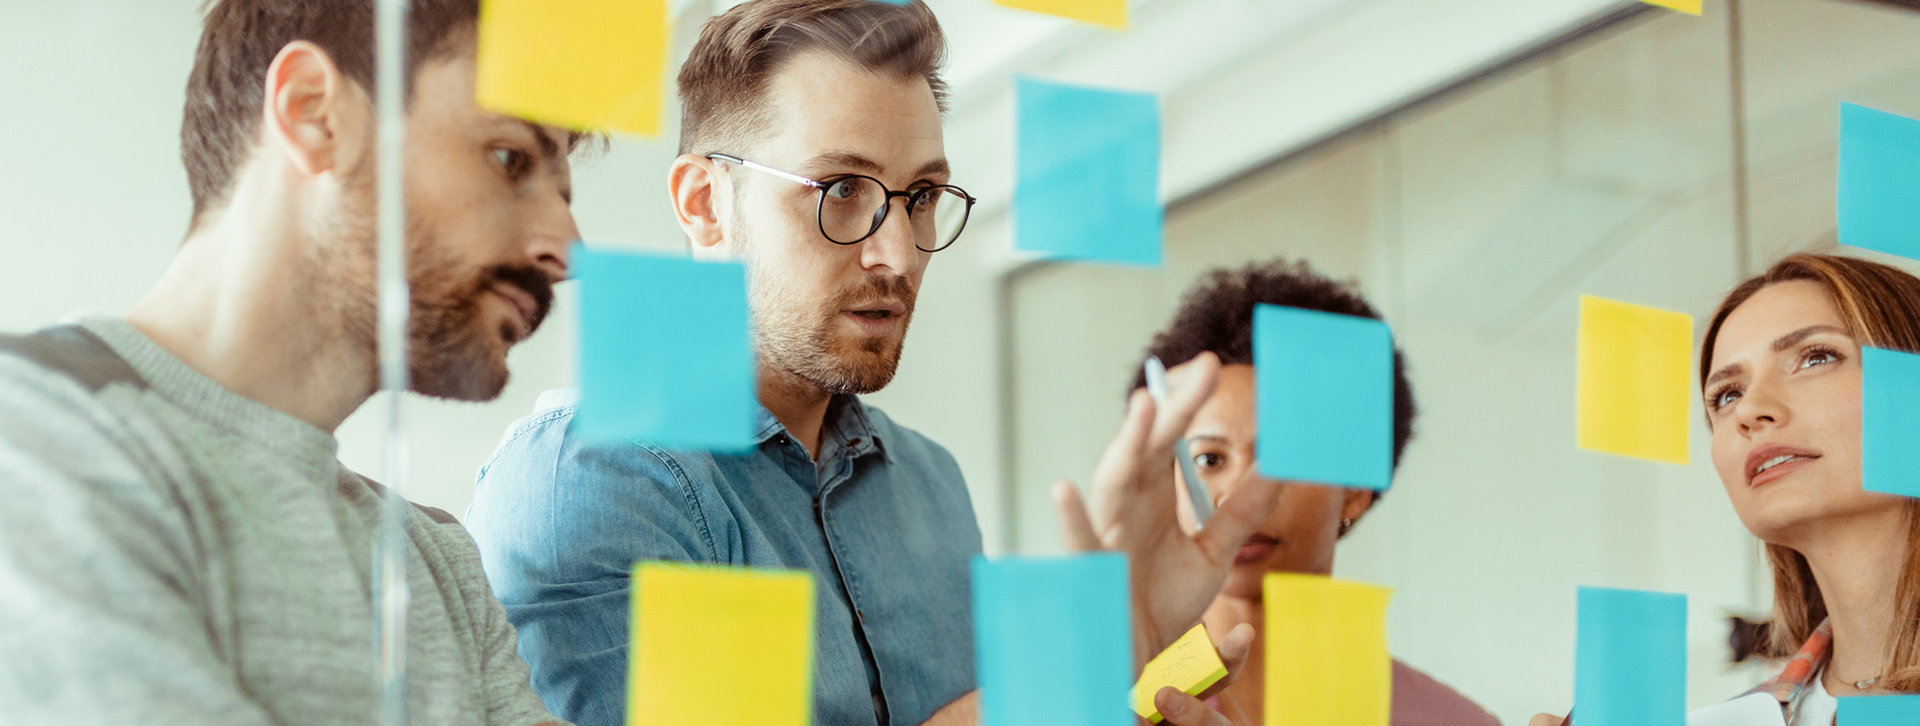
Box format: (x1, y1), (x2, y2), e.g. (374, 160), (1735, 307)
(1145, 356), (1215, 528)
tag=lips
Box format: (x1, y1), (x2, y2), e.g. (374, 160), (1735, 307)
(491, 284), (538, 342)
(1235, 534), (1279, 565)
(841, 299), (908, 337)
(1744, 443), (1822, 487)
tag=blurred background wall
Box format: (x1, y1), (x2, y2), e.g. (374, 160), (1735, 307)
(6, 0), (1920, 722)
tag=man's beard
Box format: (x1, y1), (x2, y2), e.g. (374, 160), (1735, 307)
(326, 176), (554, 402)
(743, 233), (917, 397)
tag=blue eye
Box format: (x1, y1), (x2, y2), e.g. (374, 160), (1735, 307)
(1709, 386), (1742, 410)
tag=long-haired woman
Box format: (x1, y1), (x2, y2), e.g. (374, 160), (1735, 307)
(1535, 253), (1920, 725)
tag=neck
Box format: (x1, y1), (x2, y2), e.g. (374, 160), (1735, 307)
(757, 362), (833, 460)
(124, 179), (375, 433)
(1797, 505), (1910, 692)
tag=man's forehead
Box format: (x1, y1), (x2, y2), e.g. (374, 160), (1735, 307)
(760, 52), (945, 175)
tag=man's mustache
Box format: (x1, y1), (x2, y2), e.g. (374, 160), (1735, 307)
(834, 274), (917, 313)
(482, 264), (555, 334)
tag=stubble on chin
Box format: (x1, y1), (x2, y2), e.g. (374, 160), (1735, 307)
(311, 174), (518, 403)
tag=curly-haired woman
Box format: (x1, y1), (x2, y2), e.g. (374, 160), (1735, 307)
(1134, 259), (1498, 726)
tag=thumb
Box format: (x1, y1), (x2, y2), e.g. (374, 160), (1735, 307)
(1156, 686), (1230, 726)
(1195, 623), (1254, 702)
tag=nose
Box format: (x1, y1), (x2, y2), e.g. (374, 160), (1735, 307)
(1734, 375), (1789, 435)
(858, 195), (926, 276)
(525, 180), (579, 283)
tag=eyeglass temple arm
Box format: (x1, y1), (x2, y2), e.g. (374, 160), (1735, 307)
(706, 153), (823, 189)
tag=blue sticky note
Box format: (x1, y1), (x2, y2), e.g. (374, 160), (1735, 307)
(1574, 586), (1686, 726)
(1839, 694), (1920, 725)
(1863, 346), (1920, 498)
(1839, 102), (1920, 260)
(1014, 77), (1162, 266)
(973, 554), (1133, 726)
(1253, 304), (1394, 490)
(574, 244), (754, 450)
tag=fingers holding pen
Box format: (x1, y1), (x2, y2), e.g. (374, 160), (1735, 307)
(1150, 353), (1221, 456)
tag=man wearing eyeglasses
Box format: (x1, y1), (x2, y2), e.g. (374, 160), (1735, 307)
(464, 1), (983, 725)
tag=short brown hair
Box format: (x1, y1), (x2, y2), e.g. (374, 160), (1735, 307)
(181, 0), (483, 228)
(675, 0), (949, 156)
(1701, 253), (1920, 690)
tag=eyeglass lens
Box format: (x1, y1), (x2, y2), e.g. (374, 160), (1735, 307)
(817, 177), (970, 252)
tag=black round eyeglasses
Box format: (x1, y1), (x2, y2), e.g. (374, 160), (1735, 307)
(707, 153), (976, 253)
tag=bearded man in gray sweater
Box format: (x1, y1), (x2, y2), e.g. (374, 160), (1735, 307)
(0, 1), (584, 723)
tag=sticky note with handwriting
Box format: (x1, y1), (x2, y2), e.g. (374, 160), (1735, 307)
(1263, 574), (1392, 726)
(1132, 623), (1228, 723)
(629, 562), (814, 726)
(1839, 102), (1920, 261)
(1575, 586), (1686, 726)
(574, 244), (754, 450)
(974, 553), (1133, 726)
(1014, 77), (1162, 267)
(1577, 296), (1692, 465)
(1254, 304), (1394, 490)
(476, 0), (669, 136)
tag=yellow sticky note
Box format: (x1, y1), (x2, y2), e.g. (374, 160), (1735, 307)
(1577, 295), (1693, 465)
(476, 0), (669, 137)
(1132, 623), (1229, 723)
(1641, 0), (1702, 14)
(994, 0), (1127, 30)
(1264, 574), (1391, 726)
(629, 562), (815, 726)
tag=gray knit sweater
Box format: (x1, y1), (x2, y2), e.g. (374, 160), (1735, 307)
(0, 315), (560, 726)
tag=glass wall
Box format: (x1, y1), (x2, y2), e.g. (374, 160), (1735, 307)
(1003, 0), (1920, 720)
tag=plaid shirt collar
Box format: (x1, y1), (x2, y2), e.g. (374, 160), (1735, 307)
(1753, 619), (1833, 723)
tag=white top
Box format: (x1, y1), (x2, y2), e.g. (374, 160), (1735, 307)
(1687, 693), (1786, 726)
(1791, 673), (1837, 726)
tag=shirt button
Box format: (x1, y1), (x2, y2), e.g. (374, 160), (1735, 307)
(849, 438), (862, 446)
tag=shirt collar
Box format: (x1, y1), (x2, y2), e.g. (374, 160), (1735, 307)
(752, 394), (892, 464)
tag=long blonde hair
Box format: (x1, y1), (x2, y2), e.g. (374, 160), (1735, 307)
(1699, 253), (1920, 690)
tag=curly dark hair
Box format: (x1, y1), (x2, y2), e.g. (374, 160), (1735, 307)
(1132, 259), (1418, 498)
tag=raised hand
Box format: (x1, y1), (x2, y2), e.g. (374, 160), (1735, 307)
(1052, 352), (1285, 667)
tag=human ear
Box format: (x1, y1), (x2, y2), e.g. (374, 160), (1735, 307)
(261, 41), (358, 177)
(1339, 488), (1376, 525)
(670, 154), (725, 250)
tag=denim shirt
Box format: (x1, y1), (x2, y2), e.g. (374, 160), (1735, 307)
(466, 392), (981, 726)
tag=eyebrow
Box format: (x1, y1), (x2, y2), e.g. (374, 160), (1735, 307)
(515, 120), (564, 165)
(1186, 434), (1231, 445)
(508, 119), (575, 204)
(1772, 324), (1848, 351)
(806, 151), (952, 182)
(1704, 324), (1852, 387)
